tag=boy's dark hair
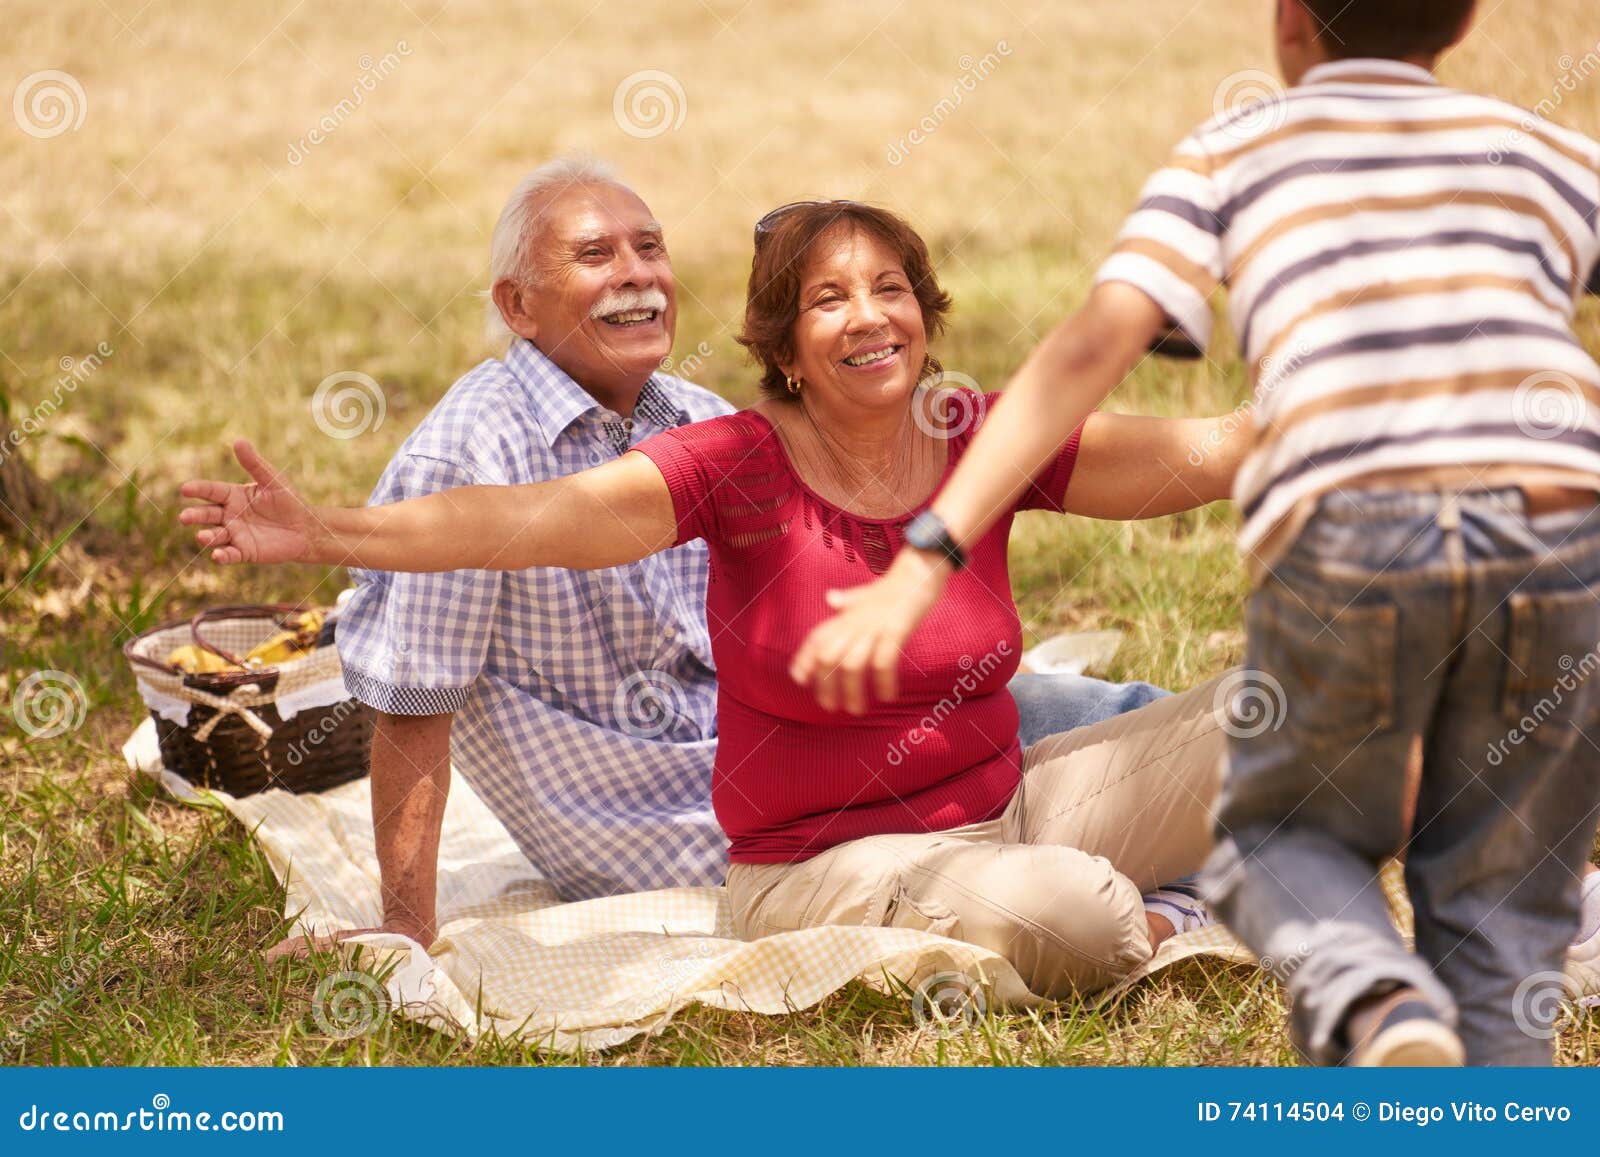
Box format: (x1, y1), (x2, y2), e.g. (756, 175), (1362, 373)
(1298, 0), (1475, 61)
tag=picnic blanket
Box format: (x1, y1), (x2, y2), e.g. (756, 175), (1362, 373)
(122, 717), (1384, 1053)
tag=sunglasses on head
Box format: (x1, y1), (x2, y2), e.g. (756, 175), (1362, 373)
(753, 199), (872, 242)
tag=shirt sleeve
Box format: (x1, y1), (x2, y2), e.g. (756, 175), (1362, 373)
(1586, 153), (1600, 295)
(335, 454), (503, 715)
(630, 413), (768, 546)
(1015, 421), (1086, 513)
(1093, 135), (1224, 358)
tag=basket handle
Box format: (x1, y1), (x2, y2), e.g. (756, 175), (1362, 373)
(188, 603), (306, 668)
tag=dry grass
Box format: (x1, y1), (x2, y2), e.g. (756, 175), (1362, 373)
(2, 0), (1599, 1065)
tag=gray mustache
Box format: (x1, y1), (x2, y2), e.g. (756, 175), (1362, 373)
(591, 289), (668, 319)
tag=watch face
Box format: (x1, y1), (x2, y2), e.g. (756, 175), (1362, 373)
(904, 511), (963, 569)
(905, 513), (941, 551)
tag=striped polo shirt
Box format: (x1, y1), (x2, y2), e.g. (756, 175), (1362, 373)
(1095, 57), (1600, 561)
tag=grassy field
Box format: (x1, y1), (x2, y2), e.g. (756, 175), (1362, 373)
(3, 0), (1599, 1066)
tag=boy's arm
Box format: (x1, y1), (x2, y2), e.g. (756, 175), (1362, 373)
(934, 283), (1171, 539)
(788, 282), (1169, 716)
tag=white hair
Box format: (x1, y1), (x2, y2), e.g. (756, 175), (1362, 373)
(484, 154), (625, 345)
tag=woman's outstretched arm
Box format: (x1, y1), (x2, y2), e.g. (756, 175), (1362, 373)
(1058, 410), (1250, 521)
(178, 438), (679, 571)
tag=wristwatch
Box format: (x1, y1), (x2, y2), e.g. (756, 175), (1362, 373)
(903, 511), (967, 571)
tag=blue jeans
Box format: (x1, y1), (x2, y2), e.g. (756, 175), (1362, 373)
(1010, 673), (1170, 749)
(1204, 488), (1600, 1066)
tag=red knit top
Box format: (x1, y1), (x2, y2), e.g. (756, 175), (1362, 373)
(631, 390), (1083, 863)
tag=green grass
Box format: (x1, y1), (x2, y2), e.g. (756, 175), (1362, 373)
(5, 487), (1596, 1067)
(4, 0), (1600, 1067)
(4, 734), (1313, 1066)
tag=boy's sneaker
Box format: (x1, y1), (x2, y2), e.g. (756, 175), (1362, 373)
(1347, 997), (1465, 1067)
(1142, 873), (1215, 936)
(1567, 870), (1600, 1007)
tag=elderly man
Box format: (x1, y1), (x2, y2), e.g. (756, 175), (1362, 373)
(325, 157), (731, 947)
(268, 156), (1164, 955)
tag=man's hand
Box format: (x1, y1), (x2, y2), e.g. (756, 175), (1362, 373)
(264, 920), (437, 964)
(789, 549), (952, 714)
(179, 439), (320, 565)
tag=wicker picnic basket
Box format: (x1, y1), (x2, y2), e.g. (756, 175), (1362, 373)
(123, 603), (372, 796)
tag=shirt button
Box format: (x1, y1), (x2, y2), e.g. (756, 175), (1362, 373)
(664, 626), (677, 640)
(589, 450), (602, 464)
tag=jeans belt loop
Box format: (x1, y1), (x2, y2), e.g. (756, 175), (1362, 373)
(1437, 492), (1462, 532)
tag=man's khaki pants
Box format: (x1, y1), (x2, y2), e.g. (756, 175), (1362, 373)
(726, 674), (1228, 997)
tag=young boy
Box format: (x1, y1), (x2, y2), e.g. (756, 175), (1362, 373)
(792, 0), (1600, 1064)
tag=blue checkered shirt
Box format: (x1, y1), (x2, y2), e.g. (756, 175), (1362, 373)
(336, 339), (734, 899)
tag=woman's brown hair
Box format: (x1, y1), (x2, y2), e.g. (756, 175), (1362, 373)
(736, 202), (953, 400)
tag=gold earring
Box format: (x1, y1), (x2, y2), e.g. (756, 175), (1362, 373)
(786, 375), (802, 396)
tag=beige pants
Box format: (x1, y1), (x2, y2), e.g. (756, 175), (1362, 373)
(726, 673), (1229, 997)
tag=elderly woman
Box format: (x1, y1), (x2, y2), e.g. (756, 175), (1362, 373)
(180, 201), (1246, 996)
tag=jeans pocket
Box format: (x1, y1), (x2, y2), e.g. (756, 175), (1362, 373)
(1501, 589), (1600, 751)
(1251, 583), (1399, 753)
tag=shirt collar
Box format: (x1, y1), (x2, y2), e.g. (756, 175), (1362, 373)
(1299, 58), (1439, 88)
(505, 338), (690, 448)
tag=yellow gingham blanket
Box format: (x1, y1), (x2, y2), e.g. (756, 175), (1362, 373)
(123, 718), (1400, 1052)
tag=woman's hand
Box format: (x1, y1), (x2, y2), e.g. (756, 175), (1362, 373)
(179, 439), (320, 565)
(789, 549), (952, 714)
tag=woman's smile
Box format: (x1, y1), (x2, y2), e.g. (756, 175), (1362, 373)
(840, 341), (903, 371)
